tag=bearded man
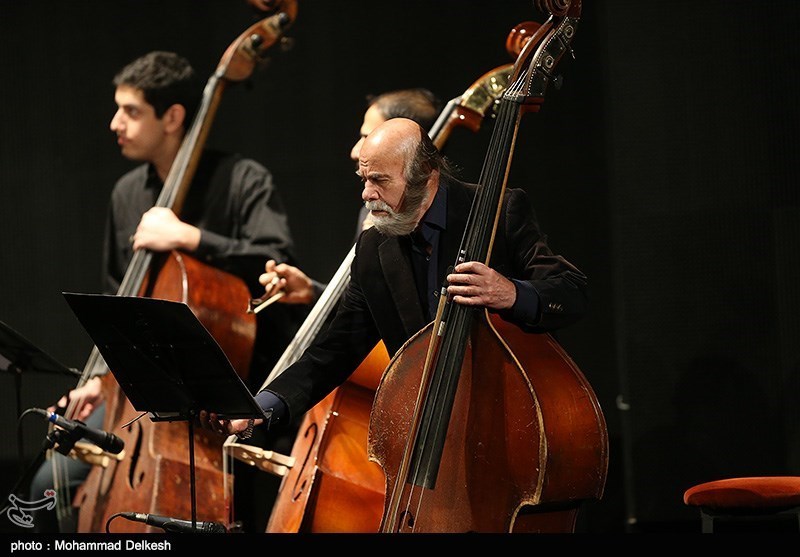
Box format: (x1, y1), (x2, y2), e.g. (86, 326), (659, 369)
(201, 117), (588, 453)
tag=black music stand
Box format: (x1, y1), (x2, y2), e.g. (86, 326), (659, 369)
(0, 320), (81, 474)
(61, 292), (270, 528)
(0, 320), (80, 379)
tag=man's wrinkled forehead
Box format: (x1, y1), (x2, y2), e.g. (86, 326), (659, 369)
(357, 150), (380, 175)
(356, 161), (390, 183)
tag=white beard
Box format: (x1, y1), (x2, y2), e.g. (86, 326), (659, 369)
(364, 182), (431, 237)
(364, 199), (420, 236)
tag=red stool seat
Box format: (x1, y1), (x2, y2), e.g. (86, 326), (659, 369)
(683, 477), (800, 532)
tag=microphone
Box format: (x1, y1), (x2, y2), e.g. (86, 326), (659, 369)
(120, 512), (227, 533)
(33, 408), (125, 455)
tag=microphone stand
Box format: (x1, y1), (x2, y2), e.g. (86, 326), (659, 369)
(0, 320), (81, 478)
(1, 427), (80, 518)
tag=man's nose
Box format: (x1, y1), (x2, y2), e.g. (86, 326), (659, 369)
(109, 110), (123, 132)
(362, 183), (379, 202)
(350, 138), (364, 162)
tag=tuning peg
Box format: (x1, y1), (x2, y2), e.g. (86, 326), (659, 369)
(279, 36), (295, 53)
(249, 34), (264, 49)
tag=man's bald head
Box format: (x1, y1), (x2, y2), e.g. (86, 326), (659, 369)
(360, 117), (424, 170)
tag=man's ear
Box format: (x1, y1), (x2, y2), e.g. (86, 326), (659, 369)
(162, 104), (187, 134)
(426, 168), (440, 192)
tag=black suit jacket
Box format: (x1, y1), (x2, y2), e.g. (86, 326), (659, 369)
(264, 176), (588, 423)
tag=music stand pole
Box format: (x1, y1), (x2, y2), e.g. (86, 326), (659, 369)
(188, 413), (197, 527)
(9, 362), (23, 477)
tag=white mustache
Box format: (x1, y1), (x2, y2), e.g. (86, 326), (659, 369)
(364, 200), (395, 215)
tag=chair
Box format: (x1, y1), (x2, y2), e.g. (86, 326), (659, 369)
(683, 476), (800, 533)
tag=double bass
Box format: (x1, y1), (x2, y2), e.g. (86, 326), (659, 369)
(370, 0), (608, 532)
(58, 4), (298, 533)
(253, 22), (541, 533)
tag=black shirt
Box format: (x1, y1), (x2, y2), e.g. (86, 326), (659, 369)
(103, 148), (307, 389)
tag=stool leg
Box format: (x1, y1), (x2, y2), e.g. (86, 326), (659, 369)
(700, 510), (714, 533)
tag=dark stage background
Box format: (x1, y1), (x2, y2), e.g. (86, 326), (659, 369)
(1, 0), (798, 534)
